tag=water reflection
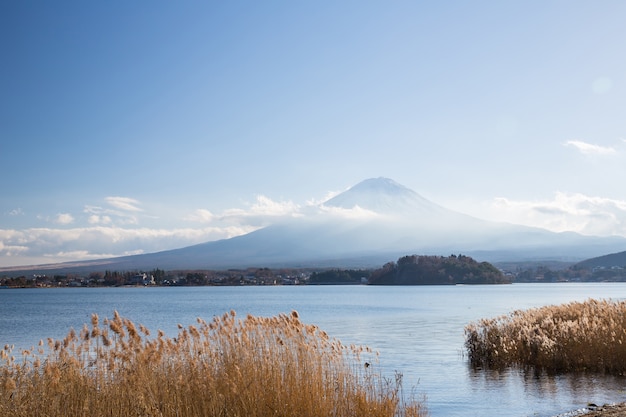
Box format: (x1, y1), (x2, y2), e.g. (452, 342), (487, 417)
(469, 364), (626, 416)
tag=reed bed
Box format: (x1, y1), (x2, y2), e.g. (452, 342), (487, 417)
(465, 299), (626, 374)
(0, 310), (426, 417)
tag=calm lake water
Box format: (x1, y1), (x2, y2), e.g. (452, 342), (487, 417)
(2, 283), (626, 417)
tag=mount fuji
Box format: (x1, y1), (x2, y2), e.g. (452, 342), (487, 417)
(4, 178), (626, 273)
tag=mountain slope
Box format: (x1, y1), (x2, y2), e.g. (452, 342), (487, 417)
(575, 250), (626, 269)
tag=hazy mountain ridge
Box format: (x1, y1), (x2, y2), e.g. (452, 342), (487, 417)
(575, 250), (626, 269)
(2, 177), (626, 275)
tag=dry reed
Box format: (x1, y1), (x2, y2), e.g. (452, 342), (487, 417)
(0, 310), (427, 417)
(465, 299), (626, 374)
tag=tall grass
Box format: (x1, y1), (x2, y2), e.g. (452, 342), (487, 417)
(465, 299), (626, 374)
(1, 310), (427, 417)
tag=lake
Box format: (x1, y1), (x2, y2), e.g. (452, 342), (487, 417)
(2, 283), (626, 417)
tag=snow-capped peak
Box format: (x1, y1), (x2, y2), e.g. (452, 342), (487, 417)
(322, 177), (445, 215)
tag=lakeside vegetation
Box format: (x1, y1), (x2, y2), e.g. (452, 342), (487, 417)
(0, 310), (427, 417)
(0, 254), (506, 287)
(465, 299), (626, 374)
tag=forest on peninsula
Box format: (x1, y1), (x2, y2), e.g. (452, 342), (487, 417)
(367, 254), (509, 285)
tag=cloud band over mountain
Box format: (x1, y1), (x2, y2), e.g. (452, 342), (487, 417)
(2, 179), (626, 268)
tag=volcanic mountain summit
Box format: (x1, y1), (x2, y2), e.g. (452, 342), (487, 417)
(323, 177), (446, 215)
(3, 177), (626, 273)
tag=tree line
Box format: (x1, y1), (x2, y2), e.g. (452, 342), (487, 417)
(5, 254), (624, 288)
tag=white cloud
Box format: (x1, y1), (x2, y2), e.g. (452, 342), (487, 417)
(487, 192), (626, 237)
(45, 250), (124, 261)
(184, 196), (301, 227)
(186, 193), (381, 227)
(318, 204), (381, 220)
(0, 224), (259, 267)
(306, 190), (341, 206)
(251, 195), (300, 216)
(184, 209), (214, 223)
(105, 196), (143, 212)
(0, 240), (29, 256)
(227, 195), (300, 217)
(87, 214), (112, 225)
(212, 193), (381, 226)
(219, 195), (302, 226)
(54, 213), (75, 225)
(564, 140), (616, 155)
(0, 190), (357, 267)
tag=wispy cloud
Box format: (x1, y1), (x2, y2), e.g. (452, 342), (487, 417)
(564, 140), (616, 155)
(105, 197), (143, 212)
(2, 194), (286, 266)
(84, 196), (145, 225)
(221, 195), (301, 221)
(185, 195), (303, 227)
(185, 194), (379, 226)
(8, 208), (24, 216)
(0, 188), (390, 267)
(0, 240), (29, 256)
(183, 209), (214, 223)
(489, 192), (626, 237)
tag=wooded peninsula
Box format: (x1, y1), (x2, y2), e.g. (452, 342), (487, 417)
(367, 254), (509, 285)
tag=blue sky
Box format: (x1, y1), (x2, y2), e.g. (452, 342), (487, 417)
(2, 1), (626, 267)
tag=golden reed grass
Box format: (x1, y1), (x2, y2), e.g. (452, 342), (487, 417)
(465, 299), (626, 373)
(1, 310), (427, 417)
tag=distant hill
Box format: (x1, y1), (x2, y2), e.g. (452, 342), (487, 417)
(2, 177), (626, 276)
(575, 250), (626, 270)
